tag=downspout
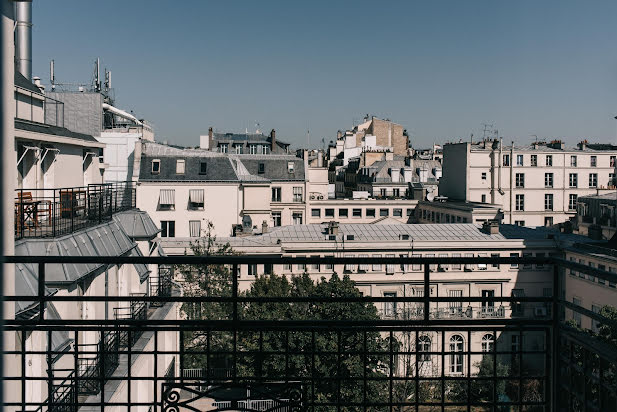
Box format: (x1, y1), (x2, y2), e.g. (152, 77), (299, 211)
(490, 144), (496, 204)
(509, 142), (514, 224)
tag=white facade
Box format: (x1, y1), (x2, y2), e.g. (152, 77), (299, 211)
(440, 141), (617, 227)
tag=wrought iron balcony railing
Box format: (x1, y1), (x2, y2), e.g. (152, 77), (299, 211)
(3, 255), (617, 412)
(14, 181), (136, 239)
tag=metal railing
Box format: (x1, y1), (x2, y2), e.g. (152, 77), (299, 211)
(4, 255), (617, 411)
(14, 181), (136, 239)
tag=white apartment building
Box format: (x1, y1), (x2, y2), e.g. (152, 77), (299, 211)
(416, 199), (503, 224)
(439, 140), (617, 227)
(307, 198), (418, 224)
(161, 221), (592, 377)
(135, 141), (309, 238)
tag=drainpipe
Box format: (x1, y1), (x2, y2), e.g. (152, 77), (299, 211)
(14, 0), (32, 79)
(509, 142), (514, 224)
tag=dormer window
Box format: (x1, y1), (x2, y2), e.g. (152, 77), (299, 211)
(220, 143), (228, 153)
(151, 159), (160, 174)
(288, 162), (295, 173)
(258, 163), (265, 174)
(176, 159), (185, 174)
(199, 161), (207, 175)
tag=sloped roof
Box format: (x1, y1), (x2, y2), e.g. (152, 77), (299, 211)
(113, 209), (160, 240)
(16, 119), (100, 144)
(14, 71), (42, 94)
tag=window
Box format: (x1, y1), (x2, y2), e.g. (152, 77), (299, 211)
(511, 289), (525, 316)
(570, 155), (577, 167)
(293, 187), (303, 202)
(234, 145), (242, 154)
(339, 208), (348, 218)
(386, 254), (395, 274)
(161, 220), (175, 238)
(271, 187), (281, 202)
(292, 212), (303, 225)
(449, 335), (464, 374)
(358, 254), (369, 272)
(491, 253), (500, 268)
(262, 145), (269, 155)
(516, 154), (524, 166)
(288, 162), (295, 173)
(189, 189), (204, 209)
(503, 154), (510, 166)
(311, 256), (320, 272)
(311, 208), (320, 218)
(448, 289), (463, 314)
(545, 173), (553, 188)
(514, 220), (525, 226)
(569, 194), (577, 210)
(544, 217), (553, 226)
(189, 220), (201, 237)
(515, 194), (524, 211)
(511, 335), (520, 353)
(406, 208), (413, 216)
(272, 212), (281, 227)
(544, 194), (553, 211)
(531, 155), (537, 166)
(372, 254), (382, 271)
(393, 188), (400, 197)
(380, 188), (387, 197)
(199, 161), (207, 175)
(481, 290), (495, 314)
(591, 156), (597, 167)
(479, 194), (485, 203)
(383, 292), (397, 317)
(325, 208), (334, 218)
(481, 172), (487, 180)
(515, 173), (525, 188)
(248, 264), (257, 276)
(159, 189), (175, 210)
(258, 163), (265, 174)
(393, 208), (402, 217)
(283, 263), (292, 272)
(366, 209), (375, 217)
(546, 155), (552, 166)
(510, 252), (520, 269)
(249, 144), (257, 154)
(297, 257), (306, 272)
(264, 263), (273, 274)
(418, 335), (432, 362)
(151, 159), (160, 174)
(481, 333), (494, 352)
(569, 173), (578, 187)
(176, 159), (185, 174)
(380, 208), (389, 217)
(353, 208), (362, 217)
(611, 156), (616, 167)
(220, 143), (228, 153)
(589, 173), (598, 188)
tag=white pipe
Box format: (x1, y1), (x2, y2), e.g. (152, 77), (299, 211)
(102, 103), (143, 126)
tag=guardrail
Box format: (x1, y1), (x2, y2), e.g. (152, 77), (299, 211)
(4, 255), (617, 411)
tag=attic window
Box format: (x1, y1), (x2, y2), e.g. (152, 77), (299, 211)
(258, 163), (265, 174)
(400, 234), (410, 240)
(346, 235), (355, 241)
(288, 162), (294, 173)
(199, 161), (207, 175)
(176, 159), (185, 174)
(151, 159), (160, 174)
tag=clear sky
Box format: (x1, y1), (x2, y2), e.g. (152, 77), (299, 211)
(31, 1), (617, 149)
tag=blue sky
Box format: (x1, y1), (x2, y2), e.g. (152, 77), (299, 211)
(31, 1), (617, 149)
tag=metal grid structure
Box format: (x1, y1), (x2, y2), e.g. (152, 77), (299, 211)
(3, 255), (617, 411)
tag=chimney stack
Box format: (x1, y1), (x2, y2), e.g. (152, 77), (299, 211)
(337, 130), (342, 139)
(481, 220), (500, 235)
(15, 0), (33, 79)
(208, 127), (214, 151)
(270, 129), (276, 152)
(261, 220), (268, 234)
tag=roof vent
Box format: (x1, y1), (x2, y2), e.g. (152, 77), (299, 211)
(328, 221), (339, 236)
(399, 234), (410, 240)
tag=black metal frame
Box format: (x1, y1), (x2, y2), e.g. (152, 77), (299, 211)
(3, 255), (617, 411)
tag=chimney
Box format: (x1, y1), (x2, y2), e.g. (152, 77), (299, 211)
(208, 127), (214, 150)
(15, 0), (33, 79)
(337, 130), (342, 139)
(577, 140), (587, 151)
(481, 220), (500, 235)
(328, 221), (339, 235)
(317, 151), (323, 167)
(270, 129), (276, 152)
(403, 168), (413, 183)
(32, 76), (44, 92)
(261, 220), (268, 234)
(390, 168), (400, 183)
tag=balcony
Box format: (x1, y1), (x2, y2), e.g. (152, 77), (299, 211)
(14, 181), (136, 239)
(4, 255), (617, 411)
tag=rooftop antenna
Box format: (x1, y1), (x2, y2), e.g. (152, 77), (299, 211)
(481, 123), (494, 140)
(104, 69), (111, 90)
(50, 60), (55, 90)
(531, 134), (538, 143)
(307, 129), (310, 148)
(93, 58), (101, 92)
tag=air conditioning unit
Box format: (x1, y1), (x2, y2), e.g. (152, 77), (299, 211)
(534, 307), (547, 317)
(438, 266), (449, 272)
(310, 194), (316, 200)
(318, 195), (324, 200)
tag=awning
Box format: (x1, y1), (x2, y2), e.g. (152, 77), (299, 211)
(159, 189), (175, 206)
(189, 189), (204, 204)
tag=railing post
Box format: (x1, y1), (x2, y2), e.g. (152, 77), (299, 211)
(52, 189), (56, 237)
(423, 263), (430, 322)
(552, 262), (560, 411)
(70, 188), (74, 233)
(38, 262), (46, 321)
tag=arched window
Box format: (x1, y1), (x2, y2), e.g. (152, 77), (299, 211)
(418, 335), (432, 362)
(482, 333), (494, 352)
(449, 335), (464, 373)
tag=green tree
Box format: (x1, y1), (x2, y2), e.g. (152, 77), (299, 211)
(239, 272), (391, 411)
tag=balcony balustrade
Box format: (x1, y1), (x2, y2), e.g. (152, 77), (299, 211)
(4, 255), (617, 411)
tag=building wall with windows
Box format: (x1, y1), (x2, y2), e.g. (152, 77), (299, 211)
(306, 198), (418, 224)
(416, 200), (503, 224)
(439, 141), (617, 227)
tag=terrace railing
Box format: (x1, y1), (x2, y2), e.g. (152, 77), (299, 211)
(4, 255), (617, 411)
(14, 181), (136, 239)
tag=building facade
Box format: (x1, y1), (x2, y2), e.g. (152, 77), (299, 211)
(439, 140), (617, 227)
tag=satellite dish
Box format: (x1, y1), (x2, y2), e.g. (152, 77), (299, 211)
(426, 192), (435, 202)
(242, 215), (252, 229)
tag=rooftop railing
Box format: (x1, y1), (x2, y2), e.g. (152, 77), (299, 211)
(14, 181), (136, 239)
(3, 255), (617, 411)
